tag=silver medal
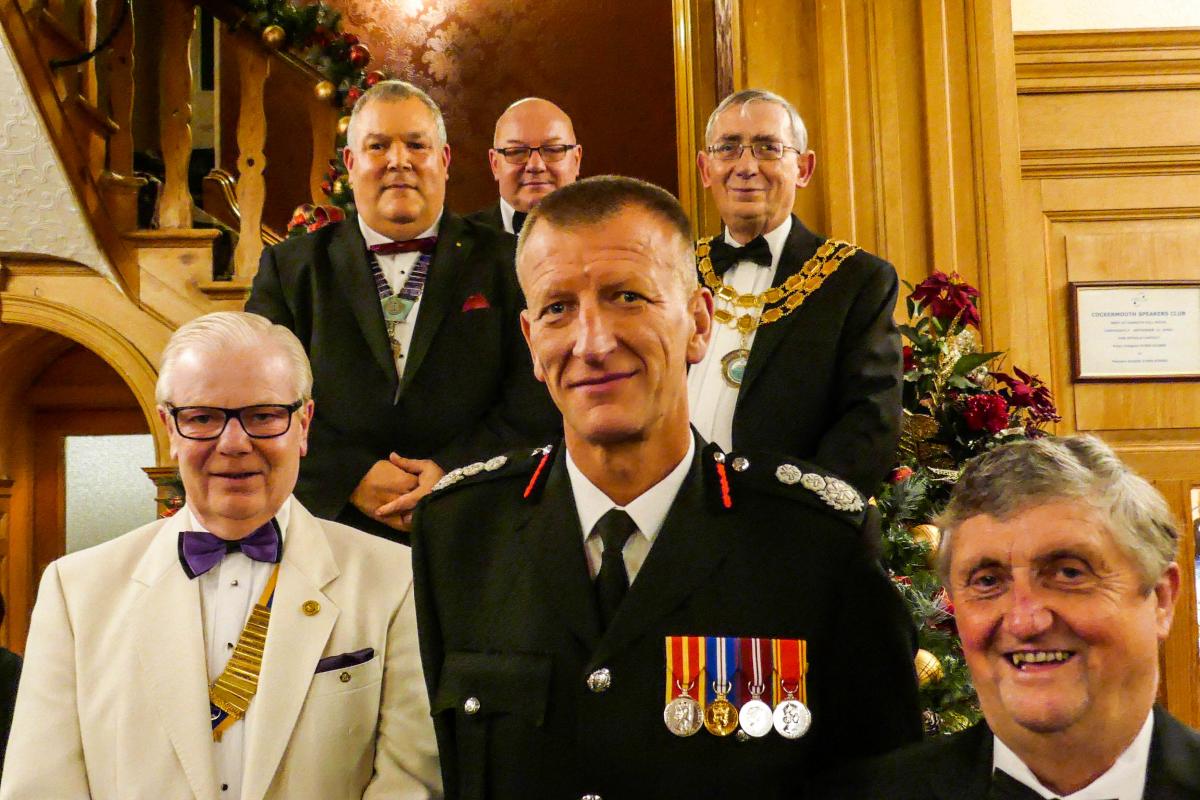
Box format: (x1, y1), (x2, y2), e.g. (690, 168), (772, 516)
(663, 696), (703, 737)
(739, 698), (774, 737)
(772, 698), (812, 739)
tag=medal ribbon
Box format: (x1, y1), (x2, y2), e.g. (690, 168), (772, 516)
(209, 564), (280, 741)
(738, 637), (772, 705)
(665, 635), (705, 705)
(772, 638), (807, 705)
(704, 636), (738, 705)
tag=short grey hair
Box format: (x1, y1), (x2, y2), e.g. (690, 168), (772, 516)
(516, 175), (697, 297)
(704, 89), (809, 152)
(156, 312), (313, 404)
(347, 79), (447, 148)
(936, 435), (1179, 592)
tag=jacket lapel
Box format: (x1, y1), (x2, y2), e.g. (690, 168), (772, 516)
(930, 723), (993, 800)
(132, 513), (220, 800)
(329, 218), (396, 387)
(591, 438), (736, 667)
(738, 216), (824, 396)
(400, 212), (473, 393)
(522, 451), (602, 651)
(1145, 705), (1200, 798)
(240, 503), (341, 800)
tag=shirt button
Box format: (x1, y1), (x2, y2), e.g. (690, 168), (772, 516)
(221, 784), (228, 792)
(226, 642), (234, 650)
(463, 696), (481, 715)
(230, 579), (239, 587)
(586, 668), (612, 693)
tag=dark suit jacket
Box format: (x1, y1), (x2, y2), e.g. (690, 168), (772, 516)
(724, 216), (902, 496)
(819, 706), (1200, 799)
(246, 212), (558, 542)
(463, 201), (506, 233)
(0, 647), (21, 777)
(412, 436), (922, 800)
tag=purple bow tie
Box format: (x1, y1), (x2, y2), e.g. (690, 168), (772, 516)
(178, 520), (282, 579)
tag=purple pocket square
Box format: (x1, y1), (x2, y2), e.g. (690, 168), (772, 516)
(315, 647), (375, 674)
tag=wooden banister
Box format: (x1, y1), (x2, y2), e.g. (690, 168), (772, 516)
(231, 34), (269, 281)
(157, 0), (195, 229)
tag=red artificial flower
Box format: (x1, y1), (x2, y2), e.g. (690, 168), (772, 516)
(962, 393), (1009, 434)
(902, 344), (915, 372)
(993, 366), (1061, 423)
(910, 271), (982, 327)
(890, 466), (914, 483)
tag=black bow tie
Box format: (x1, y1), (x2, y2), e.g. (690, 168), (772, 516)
(708, 235), (772, 276)
(989, 768), (1115, 800)
(512, 211), (528, 234)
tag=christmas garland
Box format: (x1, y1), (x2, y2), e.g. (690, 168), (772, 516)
(879, 272), (1061, 735)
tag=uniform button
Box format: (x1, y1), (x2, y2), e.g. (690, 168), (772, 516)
(302, 600), (320, 616)
(731, 456), (750, 472)
(339, 671), (351, 683)
(586, 667), (612, 693)
(736, 730), (751, 742)
(463, 696), (481, 715)
(581, 795), (602, 800)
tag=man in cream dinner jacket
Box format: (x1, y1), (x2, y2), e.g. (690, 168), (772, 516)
(0, 312), (441, 800)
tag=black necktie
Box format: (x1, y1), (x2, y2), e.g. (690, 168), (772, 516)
(989, 769), (1115, 800)
(512, 211), (528, 234)
(593, 509), (637, 629)
(709, 235), (772, 276)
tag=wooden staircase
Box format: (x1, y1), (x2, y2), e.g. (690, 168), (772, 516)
(2, 0), (339, 324)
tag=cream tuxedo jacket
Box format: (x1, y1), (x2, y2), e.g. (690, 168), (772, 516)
(0, 498), (442, 800)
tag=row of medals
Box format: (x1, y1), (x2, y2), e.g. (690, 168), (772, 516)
(663, 683), (811, 740)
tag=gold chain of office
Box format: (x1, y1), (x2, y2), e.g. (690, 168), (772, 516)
(696, 236), (859, 334)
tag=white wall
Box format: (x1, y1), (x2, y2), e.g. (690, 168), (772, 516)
(1012, 0), (1200, 32)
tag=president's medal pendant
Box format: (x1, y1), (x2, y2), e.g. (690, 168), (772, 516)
(382, 294), (414, 322)
(772, 694), (812, 740)
(720, 349), (749, 388)
(703, 688), (740, 737)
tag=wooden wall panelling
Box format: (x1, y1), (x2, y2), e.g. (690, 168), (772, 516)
(0, 479), (12, 650)
(672, 0), (721, 236)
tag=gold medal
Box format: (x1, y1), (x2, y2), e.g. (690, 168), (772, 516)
(720, 348), (749, 388)
(703, 692), (739, 736)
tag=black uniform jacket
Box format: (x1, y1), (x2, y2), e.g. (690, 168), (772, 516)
(463, 201), (505, 233)
(721, 216), (902, 497)
(818, 706), (1200, 799)
(412, 435), (922, 800)
(246, 212), (558, 541)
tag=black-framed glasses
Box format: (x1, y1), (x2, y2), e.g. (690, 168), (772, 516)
(706, 141), (802, 161)
(494, 144), (579, 165)
(167, 401), (304, 441)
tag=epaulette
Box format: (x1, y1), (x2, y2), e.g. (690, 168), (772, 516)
(426, 443), (554, 501)
(702, 444), (867, 524)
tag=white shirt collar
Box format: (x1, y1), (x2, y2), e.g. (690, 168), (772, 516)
(184, 495), (292, 544)
(357, 211), (443, 248)
(722, 215), (792, 272)
(566, 437), (696, 544)
(498, 197), (517, 234)
(992, 711), (1155, 800)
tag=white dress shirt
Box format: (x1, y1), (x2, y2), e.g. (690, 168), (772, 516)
(688, 217), (793, 451)
(358, 213), (442, 377)
(192, 498), (293, 798)
(565, 437), (695, 583)
(992, 710), (1154, 799)
(498, 197), (518, 234)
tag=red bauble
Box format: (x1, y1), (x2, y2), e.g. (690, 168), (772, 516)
(890, 466), (914, 483)
(342, 32), (359, 47)
(364, 70), (386, 87)
(348, 43), (371, 69)
(344, 85), (363, 109)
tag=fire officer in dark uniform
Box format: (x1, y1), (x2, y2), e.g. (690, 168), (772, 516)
(411, 176), (922, 799)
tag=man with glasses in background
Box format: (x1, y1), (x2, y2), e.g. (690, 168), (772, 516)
(467, 97), (582, 234)
(690, 89), (902, 499)
(1, 312), (441, 800)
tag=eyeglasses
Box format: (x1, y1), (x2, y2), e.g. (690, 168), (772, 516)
(706, 141), (802, 161)
(494, 144), (579, 165)
(167, 402), (304, 441)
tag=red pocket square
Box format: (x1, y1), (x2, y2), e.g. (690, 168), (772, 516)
(462, 292), (491, 312)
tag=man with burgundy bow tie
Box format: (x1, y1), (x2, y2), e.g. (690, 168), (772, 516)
(247, 80), (557, 542)
(819, 436), (1200, 800)
(1, 312), (441, 800)
(691, 88), (902, 497)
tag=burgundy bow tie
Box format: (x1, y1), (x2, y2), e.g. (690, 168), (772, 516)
(178, 520), (281, 579)
(369, 236), (438, 256)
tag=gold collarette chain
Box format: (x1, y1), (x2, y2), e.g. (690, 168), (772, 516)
(696, 236), (859, 334)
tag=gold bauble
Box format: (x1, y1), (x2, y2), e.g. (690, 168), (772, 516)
(261, 24), (287, 49)
(336, 115), (351, 137)
(909, 523), (942, 565)
(332, 176), (349, 197)
(313, 80), (337, 102)
(915, 649), (944, 687)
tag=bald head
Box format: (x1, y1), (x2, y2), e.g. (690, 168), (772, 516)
(488, 97), (582, 213)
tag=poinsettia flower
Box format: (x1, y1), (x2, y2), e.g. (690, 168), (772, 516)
(910, 271), (982, 327)
(903, 345), (916, 372)
(962, 393), (1009, 434)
